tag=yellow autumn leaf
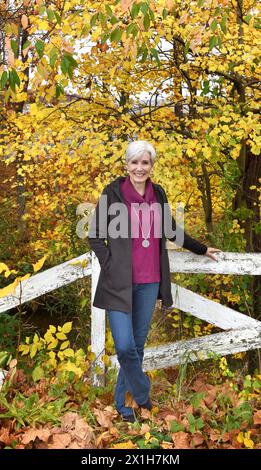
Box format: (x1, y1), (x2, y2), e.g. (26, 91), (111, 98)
(0, 263), (17, 278)
(102, 354), (111, 366)
(18, 344), (30, 355)
(0, 278), (19, 298)
(30, 344), (38, 358)
(69, 259), (88, 268)
(47, 356), (57, 368)
(112, 441), (137, 449)
(62, 348), (74, 357)
(47, 338), (58, 350)
(44, 330), (55, 344)
(88, 351), (96, 361)
(33, 333), (39, 344)
(61, 322), (72, 334)
(32, 255), (47, 273)
(60, 340), (70, 350)
(56, 332), (67, 340)
(60, 362), (83, 377)
(244, 437), (254, 449)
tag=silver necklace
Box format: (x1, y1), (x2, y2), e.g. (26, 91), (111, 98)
(132, 204), (154, 248)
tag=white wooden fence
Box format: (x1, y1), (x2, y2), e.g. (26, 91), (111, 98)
(0, 251), (260, 386)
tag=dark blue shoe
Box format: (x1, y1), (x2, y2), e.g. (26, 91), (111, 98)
(138, 397), (152, 410)
(116, 406), (136, 423)
(122, 414), (136, 423)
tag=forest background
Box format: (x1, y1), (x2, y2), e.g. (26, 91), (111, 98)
(0, 0), (260, 450)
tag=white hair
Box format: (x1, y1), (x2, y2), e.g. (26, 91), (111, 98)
(125, 140), (156, 164)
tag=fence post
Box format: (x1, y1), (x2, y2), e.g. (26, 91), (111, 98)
(91, 252), (106, 386)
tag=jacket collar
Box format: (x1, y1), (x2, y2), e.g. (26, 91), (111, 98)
(108, 176), (165, 204)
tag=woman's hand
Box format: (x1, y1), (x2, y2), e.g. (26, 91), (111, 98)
(205, 247), (223, 262)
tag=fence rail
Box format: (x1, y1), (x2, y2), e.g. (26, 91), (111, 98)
(0, 251), (260, 386)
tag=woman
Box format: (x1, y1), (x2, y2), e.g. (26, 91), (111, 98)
(88, 140), (221, 422)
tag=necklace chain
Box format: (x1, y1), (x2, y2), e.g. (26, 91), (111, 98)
(132, 203), (154, 248)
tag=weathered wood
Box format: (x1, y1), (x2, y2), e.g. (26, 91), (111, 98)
(171, 283), (260, 330)
(109, 326), (261, 371)
(0, 253), (92, 313)
(168, 251), (261, 275)
(0, 250), (260, 384)
(1, 251), (260, 314)
(91, 253), (106, 387)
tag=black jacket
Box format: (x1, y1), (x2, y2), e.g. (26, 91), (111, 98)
(88, 176), (207, 314)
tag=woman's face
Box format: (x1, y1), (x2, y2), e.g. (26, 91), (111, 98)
(127, 152), (153, 185)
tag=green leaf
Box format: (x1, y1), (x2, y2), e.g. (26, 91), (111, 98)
(12, 69), (20, 85)
(32, 365), (44, 382)
(131, 3), (140, 19)
(140, 2), (149, 15)
(47, 8), (55, 22)
(196, 417), (204, 429)
(143, 13), (150, 30)
(110, 15), (119, 25)
(9, 69), (20, 92)
(220, 17), (227, 33)
(140, 47), (148, 63)
(202, 80), (210, 94)
(49, 48), (58, 68)
(209, 35), (218, 50)
(54, 11), (61, 25)
(184, 41), (190, 55)
(162, 8), (168, 19)
(170, 420), (185, 432)
(61, 53), (77, 78)
(105, 4), (113, 16)
(22, 40), (31, 50)
(65, 53), (78, 67)
(190, 392), (205, 410)
(61, 55), (69, 76)
(0, 71), (8, 90)
(149, 8), (155, 21)
(99, 12), (107, 27)
(55, 83), (64, 98)
(126, 23), (138, 36)
(101, 32), (109, 44)
(90, 13), (98, 27)
(111, 27), (122, 43)
(151, 48), (161, 67)
(39, 5), (46, 15)
(243, 14), (252, 24)
(210, 19), (218, 32)
(11, 39), (19, 55)
(35, 40), (45, 58)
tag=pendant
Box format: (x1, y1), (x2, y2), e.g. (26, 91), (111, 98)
(142, 239), (150, 248)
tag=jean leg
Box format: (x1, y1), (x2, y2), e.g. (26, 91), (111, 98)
(108, 283), (159, 415)
(114, 367), (128, 413)
(132, 283), (160, 364)
(107, 308), (150, 413)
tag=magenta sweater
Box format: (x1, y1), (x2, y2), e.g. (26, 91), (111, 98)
(120, 176), (161, 284)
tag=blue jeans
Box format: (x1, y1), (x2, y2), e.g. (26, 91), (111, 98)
(107, 282), (160, 417)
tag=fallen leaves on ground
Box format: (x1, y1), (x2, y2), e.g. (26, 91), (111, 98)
(0, 370), (260, 449)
